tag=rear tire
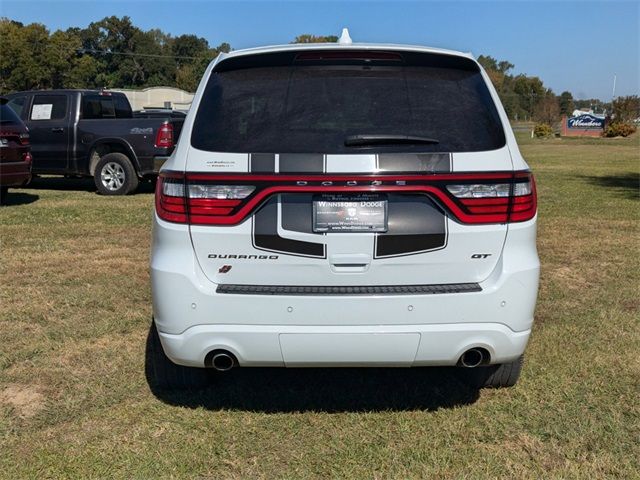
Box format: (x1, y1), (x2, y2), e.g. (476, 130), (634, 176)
(464, 355), (524, 388)
(94, 153), (139, 195)
(0, 187), (8, 205)
(146, 320), (212, 390)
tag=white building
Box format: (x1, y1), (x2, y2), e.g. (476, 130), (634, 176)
(112, 86), (194, 112)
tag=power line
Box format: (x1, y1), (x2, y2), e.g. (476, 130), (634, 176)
(77, 48), (210, 60)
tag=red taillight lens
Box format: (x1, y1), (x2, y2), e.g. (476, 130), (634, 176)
(23, 152), (32, 163)
(446, 172), (536, 223)
(508, 173), (537, 222)
(156, 175), (188, 223)
(155, 174), (254, 224)
(154, 123), (173, 148)
(0, 131), (29, 145)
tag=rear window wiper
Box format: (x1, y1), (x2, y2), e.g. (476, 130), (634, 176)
(344, 134), (439, 147)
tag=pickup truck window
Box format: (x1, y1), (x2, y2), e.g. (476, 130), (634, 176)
(82, 94), (133, 119)
(7, 96), (26, 118)
(1, 102), (23, 125)
(31, 95), (67, 121)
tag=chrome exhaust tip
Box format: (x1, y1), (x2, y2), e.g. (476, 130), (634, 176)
(460, 348), (486, 368)
(211, 352), (236, 372)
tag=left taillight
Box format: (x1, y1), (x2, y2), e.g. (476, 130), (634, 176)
(154, 123), (174, 148)
(155, 173), (255, 224)
(19, 132), (29, 145)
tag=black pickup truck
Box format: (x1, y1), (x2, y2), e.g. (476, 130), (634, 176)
(4, 89), (184, 195)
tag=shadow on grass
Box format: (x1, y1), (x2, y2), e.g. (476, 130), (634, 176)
(581, 173), (639, 200)
(24, 176), (156, 194)
(145, 327), (480, 413)
(1, 191), (39, 206)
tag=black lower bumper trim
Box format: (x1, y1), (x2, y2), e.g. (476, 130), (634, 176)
(216, 283), (482, 296)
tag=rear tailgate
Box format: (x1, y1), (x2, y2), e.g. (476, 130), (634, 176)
(182, 48), (515, 288)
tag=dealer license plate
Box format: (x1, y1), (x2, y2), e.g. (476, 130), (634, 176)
(313, 194), (388, 233)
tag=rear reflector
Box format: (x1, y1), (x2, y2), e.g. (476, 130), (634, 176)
(155, 171), (537, 226)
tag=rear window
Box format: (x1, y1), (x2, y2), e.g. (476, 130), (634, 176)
(82, 94), (132, 119)
(0, 102), (23, 125)
(192, 50), (506, 154)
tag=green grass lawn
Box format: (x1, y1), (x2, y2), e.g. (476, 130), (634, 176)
(1, 135), (639, 479)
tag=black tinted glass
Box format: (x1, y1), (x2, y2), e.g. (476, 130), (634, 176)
(0, 103), (23, 124)
(6, 96), (26, 118)
(31, 95), (67, 120)
(192, 52), (505, 153)
(82, 95), (115, 119)
(114, 95), (132, 118)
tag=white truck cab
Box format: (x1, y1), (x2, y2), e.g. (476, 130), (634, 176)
(149, 33), (539, 389)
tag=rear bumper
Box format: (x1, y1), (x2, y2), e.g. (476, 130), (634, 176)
(159, 322), (530, 367)
(151, 215), (539, 368)
(0, 160), (32, 187)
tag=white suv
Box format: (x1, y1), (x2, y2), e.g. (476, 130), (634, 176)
(149, 36), (539, 390)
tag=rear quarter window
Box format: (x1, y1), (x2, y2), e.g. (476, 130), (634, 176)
(0, 102), (24, 125)
(6, 96), (26, 119)
(192, 50), (506, 154)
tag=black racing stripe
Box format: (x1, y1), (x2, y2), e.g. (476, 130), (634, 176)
(279, 153), (324, 173)
(281, 194), (314, 233)
(375, 194), (447, 258)
(253, 197), (325, 258)
(377, 153), (451, 173)
(250, 153), (276, 172)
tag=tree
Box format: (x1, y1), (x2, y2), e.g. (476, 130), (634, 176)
(291, 34), (338, 43)
(477, 55), (513, 75)
(172, 34), (209, 67)
(558, 91), (575, 116)
(47, 30), (83, 88)
(611, 95), (640, 123)
(0, 19), (51, 92)
(513, 75), (546, 120)
(533, 93), (560, 126)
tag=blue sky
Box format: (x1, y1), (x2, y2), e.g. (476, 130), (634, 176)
(2, 0), (638, 100)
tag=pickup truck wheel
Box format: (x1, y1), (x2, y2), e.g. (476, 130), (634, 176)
(94, 153), (139, 195)
(146, 320), (213, 391)
(463, 355), (524, 388)
(0, 187), (8, 205)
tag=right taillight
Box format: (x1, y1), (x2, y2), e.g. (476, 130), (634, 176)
(446, 171), (536, 223)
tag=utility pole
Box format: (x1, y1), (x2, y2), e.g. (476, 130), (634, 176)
(611, 74), (617, 101)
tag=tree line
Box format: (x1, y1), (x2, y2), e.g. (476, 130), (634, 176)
(1, 16), (637, 128)
(0, 16), (230, 93)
